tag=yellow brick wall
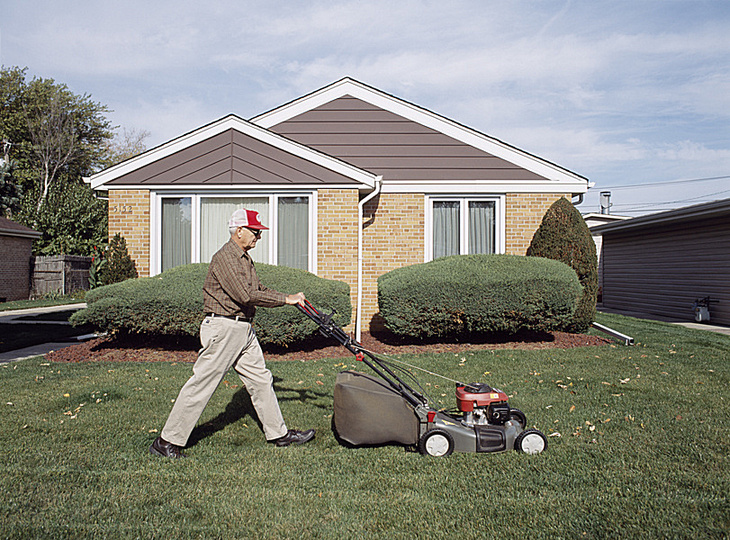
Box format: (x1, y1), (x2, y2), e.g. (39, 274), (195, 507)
(104, 188), (563, 333)
(505, 193), (568, 255)
(316, 189), (359, 329)
(108, 190), (150, 277)
(360, 193), (425, 331)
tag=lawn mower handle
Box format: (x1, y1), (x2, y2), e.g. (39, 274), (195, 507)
(296, 301), (427, 408)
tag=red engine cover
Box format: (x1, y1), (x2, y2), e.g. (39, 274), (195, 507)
(455, 384), (509, 412)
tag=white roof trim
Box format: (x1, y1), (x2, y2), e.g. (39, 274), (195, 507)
(103, 183), (369, 192)
(380, 180), (588, 194)
(86, 114), (378, 190)
(252, 77), (589, 189)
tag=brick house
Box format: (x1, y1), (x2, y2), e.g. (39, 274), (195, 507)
(0, 217), (41, 302)
(86, 78), (589, 337)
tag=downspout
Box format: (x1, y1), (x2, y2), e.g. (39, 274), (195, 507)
(356, 176), (383, 342)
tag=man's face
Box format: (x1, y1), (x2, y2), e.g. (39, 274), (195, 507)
(236, 226), (262, 251)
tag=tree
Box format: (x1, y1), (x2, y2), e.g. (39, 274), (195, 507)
(0, 147), (22, 217)
(98, 127), (150, 170)
(527, 197), (598, 333)
(21, 76), (114, 220)
(34, 181), (107, 255)
(100, 233), (138, 285)
(0, 66), (145, 255)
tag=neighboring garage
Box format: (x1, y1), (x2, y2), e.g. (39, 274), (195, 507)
(0, 217), (41, 302)
(591, 198), (730, 326)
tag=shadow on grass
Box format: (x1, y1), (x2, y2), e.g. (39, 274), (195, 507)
(185, 377), (330, 448)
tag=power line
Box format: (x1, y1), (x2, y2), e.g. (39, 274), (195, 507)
(595, 175), (730, 191)
(611, 188), (730, 210)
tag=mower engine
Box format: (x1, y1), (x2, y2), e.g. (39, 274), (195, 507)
(456, 383), (513, 426)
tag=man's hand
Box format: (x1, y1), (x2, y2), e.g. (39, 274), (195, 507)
(285, 292), (306, 306)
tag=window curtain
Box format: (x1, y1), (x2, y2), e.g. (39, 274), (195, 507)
(468, 201), (495, 254)
(433, 201), (460, 259)
(277, 197), (309, 269)
(200, 197), (269, 263)
(161, 197), (191, 271)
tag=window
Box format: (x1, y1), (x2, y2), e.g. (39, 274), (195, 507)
(427, 196), (503, 261)
(161, 197), (191, 271)
(153, 193), (313, 274)
(201, 197), (269, 264)
(277, 196), (309, 269)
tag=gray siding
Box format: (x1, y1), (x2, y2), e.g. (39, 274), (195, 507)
(602, 217), (730, 325)
(269, 96), (547, 182)
(106, 129), (361, 186)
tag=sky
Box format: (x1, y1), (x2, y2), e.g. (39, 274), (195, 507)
(1, 0), (729, 216)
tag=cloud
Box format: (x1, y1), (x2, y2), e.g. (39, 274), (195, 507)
(2, 0), (728, 212)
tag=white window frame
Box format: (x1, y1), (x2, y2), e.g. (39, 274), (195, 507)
(424, 195), (506, 261)
(150, 191), (317, 275)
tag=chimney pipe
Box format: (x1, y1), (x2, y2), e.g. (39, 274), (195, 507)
(600, 191), (612, 215)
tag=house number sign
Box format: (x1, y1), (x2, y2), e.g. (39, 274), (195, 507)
(110, 204), (133, 214)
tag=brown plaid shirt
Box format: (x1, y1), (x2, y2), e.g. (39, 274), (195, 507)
(202, 239), (286, 320)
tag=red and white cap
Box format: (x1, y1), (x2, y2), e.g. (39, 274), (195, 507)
(229, 209), (269, 230)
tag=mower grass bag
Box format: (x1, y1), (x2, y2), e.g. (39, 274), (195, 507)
(333, 371), (419, 446)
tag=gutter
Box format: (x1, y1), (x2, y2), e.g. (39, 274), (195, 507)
(355, 176), (383, 342)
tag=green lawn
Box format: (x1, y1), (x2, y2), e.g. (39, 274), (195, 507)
(0, 313), (727, 539)
(0, 295), (85, 312)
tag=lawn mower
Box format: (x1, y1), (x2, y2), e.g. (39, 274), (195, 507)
(297, 301), (547, 457)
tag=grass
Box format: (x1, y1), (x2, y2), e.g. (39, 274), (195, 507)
(0, 295), (85, 312)
(0, 312), (727, 539)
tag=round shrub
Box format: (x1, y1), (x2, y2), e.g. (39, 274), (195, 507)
(377, 254), (582, 339)
(527, 197), (598, 333)
(71, 263), (351, 347)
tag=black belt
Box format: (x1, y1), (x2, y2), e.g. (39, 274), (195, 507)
(206, 313), (251, 322)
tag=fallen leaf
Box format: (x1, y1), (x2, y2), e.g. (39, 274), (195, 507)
(548, 432), (561, 437)
(569, 405), (576, 413)
(316, 381), (324, 386)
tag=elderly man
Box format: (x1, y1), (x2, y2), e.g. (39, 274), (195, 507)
(150, 209), (315, 458)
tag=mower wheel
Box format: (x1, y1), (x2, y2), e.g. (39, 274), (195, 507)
(419, 429), (454, 457)
(514, 429), (547, 454)
(509, 408), (527, 429)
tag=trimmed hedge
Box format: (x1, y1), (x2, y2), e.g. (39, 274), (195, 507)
(377, 254), (582, 339)
(70, 263), (351, 347)
(527, 197), (598, 333)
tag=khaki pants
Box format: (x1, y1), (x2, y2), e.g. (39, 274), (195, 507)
(161, 316), (287, 445)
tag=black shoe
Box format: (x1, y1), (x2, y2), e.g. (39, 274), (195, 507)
(149, 436), (186, 458)
(272, 429), (315, 447)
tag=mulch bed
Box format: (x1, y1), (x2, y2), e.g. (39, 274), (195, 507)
(46, 329), (611, 363)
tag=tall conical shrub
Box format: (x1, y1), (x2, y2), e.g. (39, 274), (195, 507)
(527, 197), (597, 333)
(100, 233), (138, 285)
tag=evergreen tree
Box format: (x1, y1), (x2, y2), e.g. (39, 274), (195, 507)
(100, 233), (138, 285)
(0, 157), (22, 217)
(527, 197), (598, 333)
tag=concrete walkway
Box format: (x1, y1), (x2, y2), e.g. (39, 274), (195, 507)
(598, 307), (730, 336)
(0, 303), (91, 363)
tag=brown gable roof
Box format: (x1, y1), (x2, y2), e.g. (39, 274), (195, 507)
(87, 115), (378, 190)
(268, 96), (546, 183)
(253, 78), (589, 194)
(104, 128), (364, 187)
